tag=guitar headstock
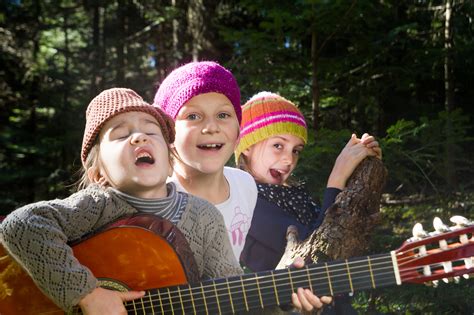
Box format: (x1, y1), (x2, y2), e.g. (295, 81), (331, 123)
(392, 215), (474, 286)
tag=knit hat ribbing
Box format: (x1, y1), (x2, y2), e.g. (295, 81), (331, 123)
(235, 92), (307, 164)
(153, 61), (242, 123)
(81, 88), (175, 165)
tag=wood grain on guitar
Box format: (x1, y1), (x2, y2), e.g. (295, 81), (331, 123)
(0, 214), (472, 315)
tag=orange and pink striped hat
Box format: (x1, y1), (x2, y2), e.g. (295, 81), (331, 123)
(235, 92), (307, 163)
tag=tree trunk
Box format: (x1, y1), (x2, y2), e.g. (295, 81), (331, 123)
(90, 1), (102, 95)
(310, 30), (320, 133)
(116, 0), (127, 85)
(444, 0), (456, 189)
(187, 0), (205, 61)
(277, 157), (387, 268)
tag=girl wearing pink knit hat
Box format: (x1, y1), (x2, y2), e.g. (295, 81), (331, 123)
(154, 61), (332, 313)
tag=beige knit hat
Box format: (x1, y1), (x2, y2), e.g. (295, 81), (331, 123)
(81, 88), (175, 165)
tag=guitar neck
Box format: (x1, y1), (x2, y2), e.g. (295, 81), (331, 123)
(125, 253), (397, 314)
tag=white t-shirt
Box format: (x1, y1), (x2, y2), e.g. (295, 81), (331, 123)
(170, 167), (258, 261)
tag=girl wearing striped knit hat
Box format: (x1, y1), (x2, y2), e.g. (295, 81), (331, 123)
(236, 92), (382, 273)
(236, 92), (381, 314)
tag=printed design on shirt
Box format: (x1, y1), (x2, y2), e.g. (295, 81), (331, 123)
(229, 206), (251, 246)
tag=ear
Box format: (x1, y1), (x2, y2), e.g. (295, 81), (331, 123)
(87, 167), (108, 186)
(241, 147), (252, 157)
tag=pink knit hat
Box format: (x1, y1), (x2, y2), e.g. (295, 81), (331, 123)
(81, 88), (175, 165)
(153, 61), (242, 123)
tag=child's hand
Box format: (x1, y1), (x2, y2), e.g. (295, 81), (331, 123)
(78, 287), (145, 315)
(360, 133), (382, 160)
(327, 133), (381, 189)
(290, 257), (332, 313)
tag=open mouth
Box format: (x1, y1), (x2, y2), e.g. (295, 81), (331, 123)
(135, 152), (155, 165)
(269, 169), (285, 182)
(197, 143), (223, 150)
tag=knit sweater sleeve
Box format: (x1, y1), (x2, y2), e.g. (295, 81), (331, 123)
(176, 194), (242, 279)
(0, 185), (136, 311)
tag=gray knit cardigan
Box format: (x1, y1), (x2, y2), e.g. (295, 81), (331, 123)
(0, 184), (243, 311)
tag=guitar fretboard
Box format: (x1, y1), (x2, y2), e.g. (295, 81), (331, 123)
(124, 253), (397, 314)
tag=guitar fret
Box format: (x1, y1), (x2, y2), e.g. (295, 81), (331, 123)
(147, 291), (156, 315)
(157, 289), (164, 314)
(288, 268), (295, 293)
(271, 270), (280, 306)
(345, 259), (354, 293)
(127, 299), (136, 314)
(167, 288), (175, 315)
(305, 265), (313, 291)
(372, 254), (397, 287)
(226, 278), (235, 313)
(177, 286), (184, 315)
(367, 256), (376, 288)
(140, 295), (146, 315)
(188, 284), (197, 314)
(325, 263), (334, 295)
(255, 273), (264, 309)
(200, 282), (209, 314)
(240, 275), (249, 311)
(241, 272), (266, 311)
(212, 280), (222, 315)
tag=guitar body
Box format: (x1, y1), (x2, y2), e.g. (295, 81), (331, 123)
(0, 214), (199, 315)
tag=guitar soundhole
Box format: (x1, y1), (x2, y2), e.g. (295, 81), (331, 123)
(97, 278), (130, 292)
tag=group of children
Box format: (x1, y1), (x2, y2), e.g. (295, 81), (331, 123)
(0, 61), (381, 314)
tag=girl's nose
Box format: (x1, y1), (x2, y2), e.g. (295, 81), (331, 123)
(201, 118), (220, 134)
(130, 133), (148, 145)
(281, 152), (293, 165)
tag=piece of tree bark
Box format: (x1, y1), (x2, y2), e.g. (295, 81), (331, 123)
(277, 157), (387, 268)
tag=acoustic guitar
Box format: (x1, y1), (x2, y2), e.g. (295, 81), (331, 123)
(0, 214), (472, 314)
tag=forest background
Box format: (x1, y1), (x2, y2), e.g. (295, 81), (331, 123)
(1, 0), (473, 313)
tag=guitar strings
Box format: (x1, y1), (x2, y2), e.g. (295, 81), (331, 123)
(125, 256), (472, 314)
(125, 256), (397, 313)
(125, 272), (398, 314)
(126, 263), (455, 315)
(127, 257), (392, 309)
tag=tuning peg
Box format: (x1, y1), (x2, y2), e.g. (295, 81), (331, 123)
(463, 274), (470, 279)
(412, 223), (428, 238)
(432, 280), (439, 287)
(454, 276), (460, 283)
(433, 217), (450, 233)
(450, 215), (471, 227)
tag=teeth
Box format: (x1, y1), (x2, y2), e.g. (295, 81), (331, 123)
(137, 152), (152, 159)
(201, 144), (220, 148)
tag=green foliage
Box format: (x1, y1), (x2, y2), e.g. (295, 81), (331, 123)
(293, 128), (352, 200)
(381, 109), (474, 194)
(1, 0), (473, 311)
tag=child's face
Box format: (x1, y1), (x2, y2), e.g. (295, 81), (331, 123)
(243, 134), (304, 185)
(173, 92), (240, 175)
(94, 111), (170, 198)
